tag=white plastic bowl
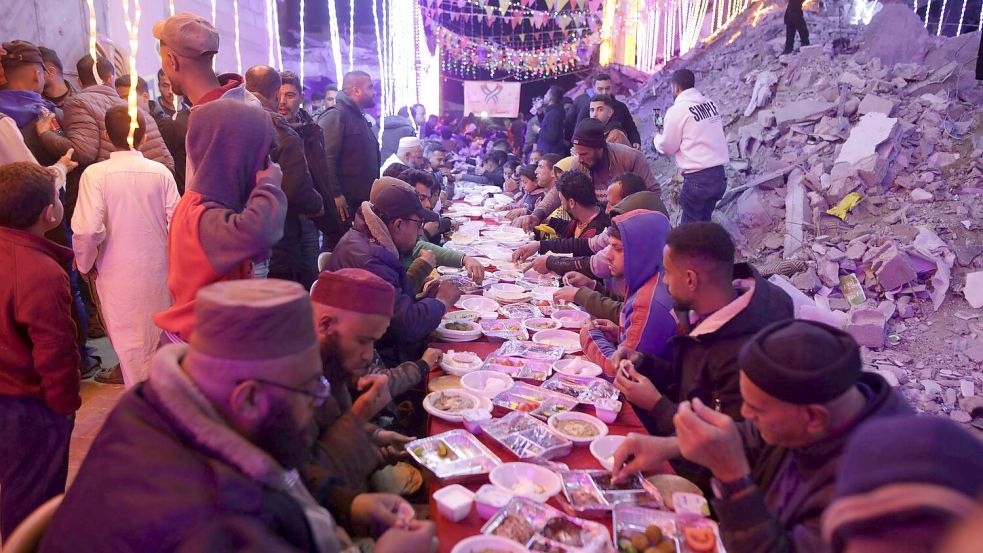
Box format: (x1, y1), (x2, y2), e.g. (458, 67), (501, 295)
(590, 434), (627, 471)
(551, 309), (591, 329)
(439, 350), (484, 377)
(490, 282), (524, 295)
(489, 462), (562, 504)
(494, 290), (532, 304)
(552, 358), (603, 379)
(460, 296), (501, 314)
(443, 310), (482, 323)
(461, 370), (515, 398)
(531, 286), (561, 300)
(433, 484), (475, 522)
(532, 329), (582, 354)
(423, 389), (484, 423)
(451, 535), (530, 553)
(548, 411), (609, 445)
(493, 270), (523, 282)
(435, 320), (483, 342)
(523, 317), (563, 333)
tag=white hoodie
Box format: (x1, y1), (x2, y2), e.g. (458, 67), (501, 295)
(653, 88), (729, 173)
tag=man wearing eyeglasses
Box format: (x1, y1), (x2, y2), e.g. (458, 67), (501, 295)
(327, 181), (461, 366)
(40, 278), (438, 553)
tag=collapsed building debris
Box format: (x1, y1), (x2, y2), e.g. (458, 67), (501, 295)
(628, 0), (983, 425)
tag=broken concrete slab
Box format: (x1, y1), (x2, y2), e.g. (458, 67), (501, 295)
(863, 4), (934, 67)
(965, 272), (983, 309)
(910, 189), (933, 203)
(847, 307), (888, 349)
(829, 112), (902, 195)
(838, 71), (866, 90)
(783, 170), (810, 258)
(857, 94), (897, 116)
(799, 44), (824, 58)
(774, 99), (835, 130)
(835, 112), (901, 166)
(757, 109), (776, 128)
(871, 243), (918, 291)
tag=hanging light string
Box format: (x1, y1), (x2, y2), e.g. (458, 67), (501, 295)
(272, 0), (283, 69)
(300, 0), (306, 87)
(121, 0), (141, 148)
(327, 0), (344, 86)
(265, 0), (275, 66)
(348, 0), (356, 71)
(233, 0), (242, 74)
(84, 0), (100, 84)
(371, 0), (385, 141)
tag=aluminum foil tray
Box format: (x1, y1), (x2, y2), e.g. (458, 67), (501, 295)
(560, 470), (662, 516)
(483, 496), (611, 553)
(480, 319), (529, 342)
(492, 382), (579, 421)
(496, 340), (566, 361)
(483, 355), (553, 382)
(541, 375), (621, 403)
(405, 429), (502, 481)
(481, 411), (573, 460)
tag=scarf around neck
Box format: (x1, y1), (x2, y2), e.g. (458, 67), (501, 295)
(0, 89), (55, 127)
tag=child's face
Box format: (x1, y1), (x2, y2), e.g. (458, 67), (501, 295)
(521, 175), (537, 193)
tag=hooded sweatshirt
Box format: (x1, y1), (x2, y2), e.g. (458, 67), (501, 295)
(637, 263), (795, 436)
(379, 115), (417, 161)
(153, 101), (287, 341)
(653, 88), (729, 173)
(581, 210), (675, 375)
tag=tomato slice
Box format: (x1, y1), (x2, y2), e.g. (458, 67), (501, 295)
(684, 527), (716, 553)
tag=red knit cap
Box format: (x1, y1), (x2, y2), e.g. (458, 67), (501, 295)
(312, 268), (395, 317)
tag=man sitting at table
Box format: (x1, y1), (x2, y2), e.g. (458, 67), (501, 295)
(545, 170), (610, 241)
(579, 210), (675, 377)
(40, 279), (438, 553)
(612, 320), (912, 553)
(611, 222), (794, 436)
(326, 180), (462, 365)
(304, 269), (443, 531)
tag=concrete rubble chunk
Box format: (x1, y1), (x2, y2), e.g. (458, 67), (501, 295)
(829, 112), (902, 195)
(863, 5), (934, 67)
(871, 243), (918, 291)
(847, 307), (888, 349)
(774, 100), (835, 129)
(838, 72), (866, 90)
(909, 189), (933, 203)
(757, 109), (776, 128)
(857, 94), (897, 116)
(799, 44), (824, 58)
(965, 272), (983, 309)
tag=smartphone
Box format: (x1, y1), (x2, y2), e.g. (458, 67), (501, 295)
(652, 108), (663, 127)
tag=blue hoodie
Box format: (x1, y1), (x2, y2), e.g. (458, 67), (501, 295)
(581, 209), (675, 375)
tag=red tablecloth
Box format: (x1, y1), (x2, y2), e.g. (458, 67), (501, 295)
(426, 342), (653, 552)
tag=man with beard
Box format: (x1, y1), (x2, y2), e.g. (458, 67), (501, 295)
(40, 279), (438, 553)
(303, 269), (442, 520)
(326, 180), (460, 365)
(318, 71), (380, 224)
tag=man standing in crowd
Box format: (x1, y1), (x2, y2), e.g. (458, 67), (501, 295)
(653, 69), (729, 224)
(514, 118), (657, 231)
(72, 107), (179, 387)
(613, 222), (794, 436)
(589, 94), (631, 146)
(380, 136), (425, 175)
(42, 279), (438, 553)
(278, 70), (346, 251)
(380, 106), (419, 162)
(613, 320), (912, 553)
(0, 162), (79, 541)
(152, 68), (186, 192)
(783, 0), (810, 55)
(154, 68), (181, 119)
(327, 182), (460, 365)
(319, 70), (380, 224)
(38, 47), (77, 109)
(245, 65), (324, 287)
(61, 55), (173, 175)
(535, 85), (567, 156)
(114, 75), (153, 113)
(575, 73), (641, 148)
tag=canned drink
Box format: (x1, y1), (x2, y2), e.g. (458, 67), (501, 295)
(39, 106), (62, 133)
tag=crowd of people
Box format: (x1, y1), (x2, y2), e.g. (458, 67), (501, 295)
(0, 8), (981, 553)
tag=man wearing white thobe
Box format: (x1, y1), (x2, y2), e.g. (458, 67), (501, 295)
(72, 106), (179, 387)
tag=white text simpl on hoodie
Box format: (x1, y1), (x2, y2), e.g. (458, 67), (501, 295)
(653, 88), (730, 173)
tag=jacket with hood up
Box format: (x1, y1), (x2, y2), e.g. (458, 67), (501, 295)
(379, 115), (416, 161)
(637, 263), (795, 436)
(580, 210), (675, 375)
(325, 203), (446, 365)
(153, 101), (287, 341)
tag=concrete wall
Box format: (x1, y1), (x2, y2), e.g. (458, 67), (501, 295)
(0, 0), (281, 82)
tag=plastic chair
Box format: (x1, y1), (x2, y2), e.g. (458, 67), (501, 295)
(1, 494), (63, 553)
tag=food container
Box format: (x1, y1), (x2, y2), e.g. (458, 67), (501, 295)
(483, 496), (611, 553)
(500, 303), (543, 321)
(533, 329), (582, 354)
(644, 474), (705, 511)
(523, 317), (563, 333)
(595, 398), (623, 424)
(530, 286), (561, 301)
(424, 389), (486, 422)
(475, 484), (515, 520)
(462, 370), (515, 398)
(493, 382), (579, 421)
(496, 340), (566, 361)
(480, 320), (529, 342)
(483, 356), (553, 382)
(405, 429), (502, 482)
(551, 309), (591, 329)
(519, 273), (561, 289)
(494, 290), (533, 304)
(444, 310), (482, 323)
(435, 320), (484, 342)
(560, 471), (662, 515)
(493, 270), (524, 282)
(589, 435), (626, 471)
(541, 375), (620, 404)
(439, 350), (484, 377)
(547, 412), (609, 445)
(437, 266), (464, 276)
(552, 358), (603, 379)
(462, 408), (493, 435)
(450, 534), (530, 553)
(490, 462), (563, 503)
(428, 375), (462, 393)
(434, 484), (476, 522)
(460, 296), (501, 316)
(612, 504), (681, 553)
(491, 282), (526, 295)
(482, 411), (573, 460)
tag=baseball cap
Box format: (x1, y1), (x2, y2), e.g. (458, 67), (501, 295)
(1, 41), (43, 69)
(373, 182), (439, 223)
(153, 12), (219, 58)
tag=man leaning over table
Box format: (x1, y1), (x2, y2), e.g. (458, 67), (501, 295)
(611, 320), (911, 553)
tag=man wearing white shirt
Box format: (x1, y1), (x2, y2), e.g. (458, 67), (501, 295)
(71, 106), (179, 387)
(653, 69), (730, 223)
(380, 136), (425, 176)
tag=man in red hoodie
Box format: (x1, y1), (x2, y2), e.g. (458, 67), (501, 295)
(0, 161), (80, 539)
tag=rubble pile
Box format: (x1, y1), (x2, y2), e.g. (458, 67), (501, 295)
(628, 1), (983, 426)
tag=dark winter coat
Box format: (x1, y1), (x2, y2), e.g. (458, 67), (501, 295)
(536, 103), (567, 155)
(379, 115), (416, 161)
(317, 92), (381, 207)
